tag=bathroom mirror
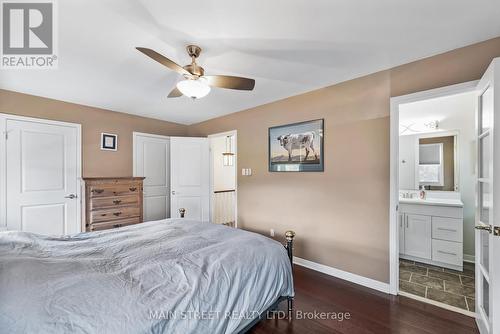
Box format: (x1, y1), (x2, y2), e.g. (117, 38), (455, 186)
(399, 132), (458, 191)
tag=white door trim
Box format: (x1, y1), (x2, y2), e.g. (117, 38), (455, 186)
(0, 113), (82, 233)
(208, 130), (238, 228)
(389, 80), (479, 295)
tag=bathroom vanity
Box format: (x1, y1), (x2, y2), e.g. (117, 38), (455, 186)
(399, 195), (464, 271)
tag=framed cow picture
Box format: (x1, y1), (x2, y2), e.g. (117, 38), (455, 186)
(268, 119), (324, 172)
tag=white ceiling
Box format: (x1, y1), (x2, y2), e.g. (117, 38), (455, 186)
(1, 0), (500, 125)
(399, 91), (476, 135)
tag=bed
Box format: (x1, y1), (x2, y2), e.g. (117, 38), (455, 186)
(0, 219), (295, 334)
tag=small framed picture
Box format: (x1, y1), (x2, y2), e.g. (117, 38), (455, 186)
(101, 133), (118, 151)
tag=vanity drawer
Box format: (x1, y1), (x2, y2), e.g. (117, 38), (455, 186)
(432, 217), (463, 242)
(432, 239), (463, 266)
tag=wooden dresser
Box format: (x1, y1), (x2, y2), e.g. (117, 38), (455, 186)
(83, 177), (145, 232)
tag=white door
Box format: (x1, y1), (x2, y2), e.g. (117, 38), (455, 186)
(134, 133), (170, 222)
(170, 137), (209, 221)
(404, 214), (432, 259)
(3, 117), (80, 235)
(475, 58), (500, 334)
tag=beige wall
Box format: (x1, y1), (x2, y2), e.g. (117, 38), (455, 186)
(0, 90), (188, 177)
(2, 37), (499, 283)
(188, 37), (500, 283)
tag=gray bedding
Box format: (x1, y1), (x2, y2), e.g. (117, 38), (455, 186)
(0, 219), (294, 334)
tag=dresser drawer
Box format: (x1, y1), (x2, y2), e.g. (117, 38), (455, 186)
(432, 239), (463, 266)
(90, 195), (139, 210)
(89, 217), (141, 231)
(432, 217), (463, 242)
(90, 206), (140, 223)
(89, 184), (141, 198)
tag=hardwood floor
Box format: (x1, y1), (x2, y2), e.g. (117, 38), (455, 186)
(250, 265), (479, 334)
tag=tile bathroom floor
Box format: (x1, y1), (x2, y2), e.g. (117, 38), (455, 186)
(399, 259), (475, 312)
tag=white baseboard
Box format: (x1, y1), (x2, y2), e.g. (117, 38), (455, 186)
(463, 254), (475, 264)
(293, 256), (391, 294)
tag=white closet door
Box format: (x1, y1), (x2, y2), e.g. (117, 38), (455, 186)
(134, 133), (170, 222)
(170, 137), (209, 221)
(5, 118), (80, 235)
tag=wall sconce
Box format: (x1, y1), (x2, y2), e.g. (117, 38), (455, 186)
(222, 135), (234, 166)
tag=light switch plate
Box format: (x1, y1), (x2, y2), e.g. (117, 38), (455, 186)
(241, 168), (252, 176)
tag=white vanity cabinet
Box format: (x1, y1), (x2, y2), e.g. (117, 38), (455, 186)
(399, 199), (463, 271)
(403, 214), (432, 259)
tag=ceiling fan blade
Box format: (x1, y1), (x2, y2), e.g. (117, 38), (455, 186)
(203, 75), (255, 91)
(167, 87), (183, 98)
(136, 47), (192, 77)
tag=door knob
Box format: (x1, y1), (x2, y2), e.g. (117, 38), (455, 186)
(475, 224), (492, 233)
(179, 208), (186, 218)
(64, 194), (77, 199)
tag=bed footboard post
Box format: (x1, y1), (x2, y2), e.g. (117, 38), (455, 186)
(285, 230), (295, 267)
(285, 230), (295, 320)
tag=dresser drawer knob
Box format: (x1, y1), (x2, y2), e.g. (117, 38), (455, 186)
(113, 200), (122, 205)
(113, 212), (122, 216)
(129, 187), (137, 192)
(113, 224), (122, 228)
(92, 189), (104, 194)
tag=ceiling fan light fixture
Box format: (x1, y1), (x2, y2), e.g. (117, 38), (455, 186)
(176, 78), (210, 99)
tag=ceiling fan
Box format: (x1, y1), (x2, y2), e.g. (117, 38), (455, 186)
(136, 45), (255, 99)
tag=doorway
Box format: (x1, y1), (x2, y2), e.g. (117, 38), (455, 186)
(134, 133), (212, 222)
(0, 114), (82, 234)
(209, 131), (237, 228)
(390, 59), (500, 334)
(391, 81), (478, 316)
(170, 136), (210, 221)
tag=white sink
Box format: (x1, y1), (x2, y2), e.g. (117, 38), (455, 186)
(399, 197), (463, 207)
